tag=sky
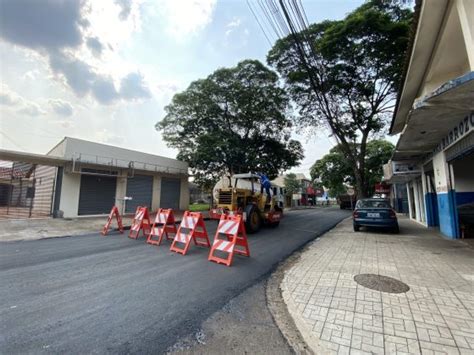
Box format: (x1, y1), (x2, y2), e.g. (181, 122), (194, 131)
(0, 0), (367, 177)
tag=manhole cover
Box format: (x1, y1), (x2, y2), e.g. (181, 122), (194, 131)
(354, 274), (410, 293)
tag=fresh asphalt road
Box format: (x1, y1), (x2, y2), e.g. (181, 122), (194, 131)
(0, 208), (350, 354)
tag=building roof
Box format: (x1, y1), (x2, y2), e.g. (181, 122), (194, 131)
(389, 0), (474, 162)
(390, 0), (449, 134)
(1, 137), (188, 175)
(47, 136), (188, 175)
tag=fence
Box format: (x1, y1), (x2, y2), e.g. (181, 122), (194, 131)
(0, 160), (57, 219)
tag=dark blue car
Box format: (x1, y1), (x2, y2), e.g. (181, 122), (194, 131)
(353, 198), (399, 233)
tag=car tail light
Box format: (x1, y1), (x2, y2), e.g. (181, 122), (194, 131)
(353, 210), (359, 218)
(389, 209), (397, 219)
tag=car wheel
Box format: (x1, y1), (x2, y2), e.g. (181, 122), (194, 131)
(245, 204), (261, 233)
(353, 224), (360, 232)
(392, 225), (400, 234)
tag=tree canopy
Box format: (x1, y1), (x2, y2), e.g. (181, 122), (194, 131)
(283, 173), (302, 197)
(310, 140), (394, 197)
(156, 60), (303, 188)
(267, 1), (412, 197)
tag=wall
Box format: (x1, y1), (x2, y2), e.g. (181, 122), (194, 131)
(179, 177), (189, 210)
(61, 137), (188, 174)
(115, 171), (127, 214)
(59, 172), (81, 218)
(433, 152), (459, 238)
(152, 175), (161, 210)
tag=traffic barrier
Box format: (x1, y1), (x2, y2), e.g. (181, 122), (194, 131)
(101, 206), (124, 236)
(129, 206), (151, 239)
(170, 211), (210, 255)
(147, 208), (177, 246)
(208, 214), (250, 266)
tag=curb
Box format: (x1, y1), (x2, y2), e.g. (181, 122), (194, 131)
(265, 218), (350, 354)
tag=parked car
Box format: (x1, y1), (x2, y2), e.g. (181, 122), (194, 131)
(352, 198), (399, 233)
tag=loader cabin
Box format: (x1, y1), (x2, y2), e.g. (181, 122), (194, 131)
(211, 173), (282, 233)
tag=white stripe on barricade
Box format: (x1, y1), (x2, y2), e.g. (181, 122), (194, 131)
(176, 232), (189, 243)
(215, 240), (234, 252)
(218, 220), (239, 235)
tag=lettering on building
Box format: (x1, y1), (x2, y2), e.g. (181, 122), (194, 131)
(435, 111), (474, 152)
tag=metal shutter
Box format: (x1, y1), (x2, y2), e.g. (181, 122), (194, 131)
(125, 174), (153, 213)
(160, 177), (181, 210)
(78, 175), (117, 215)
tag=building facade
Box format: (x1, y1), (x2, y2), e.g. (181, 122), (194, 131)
(0, 137), (189, 219)
(384, 0), (474, 239)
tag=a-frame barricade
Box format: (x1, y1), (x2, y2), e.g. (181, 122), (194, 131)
(170, 211), (210, 255)
(147, 208), (177, 246)
(208, 214), (250, 267)
(101, 206), (124, 236)
(128, 206), (151, 239)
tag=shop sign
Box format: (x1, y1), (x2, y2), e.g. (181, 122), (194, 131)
(435, 111), (474, 152)
(374, 183), (391, 194)
(292, 193), (302, 200)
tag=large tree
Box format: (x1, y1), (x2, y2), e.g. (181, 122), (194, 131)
(267, 1), (412, 197)
(310, 140), (394, 197)
(156, 60), (303, 188)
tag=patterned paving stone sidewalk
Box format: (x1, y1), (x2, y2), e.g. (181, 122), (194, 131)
(281, 217), (474, 355)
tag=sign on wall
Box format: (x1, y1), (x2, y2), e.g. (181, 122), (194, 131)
(435, 111), (474, 153)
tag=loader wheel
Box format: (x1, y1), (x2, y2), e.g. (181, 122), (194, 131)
(245, 205), (261, 234)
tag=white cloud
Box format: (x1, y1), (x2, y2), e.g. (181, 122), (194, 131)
(0, 0), (151, 106)
(158, 0), (217, 39)
(49, 99), (74, 117)
(17, 102), (46, 117)
(225, 17), (241, 36)
(0, 84), (46, 116)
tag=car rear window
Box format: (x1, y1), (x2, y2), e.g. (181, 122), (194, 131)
(357, 200), (391, 208)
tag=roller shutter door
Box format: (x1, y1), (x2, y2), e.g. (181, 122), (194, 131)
(125, 175), (153, 213)
(160, 177), (181, 210)
(78, 175), (117, 215)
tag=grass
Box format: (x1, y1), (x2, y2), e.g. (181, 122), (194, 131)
(189, 203), (210, 212)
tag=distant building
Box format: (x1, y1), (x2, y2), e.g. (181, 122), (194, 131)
(272, 173), (314, 206)
(0, 137), (189, 219)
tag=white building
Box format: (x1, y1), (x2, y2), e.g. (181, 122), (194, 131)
(0, 137), (189, 218)
(384, 0), (474, 239)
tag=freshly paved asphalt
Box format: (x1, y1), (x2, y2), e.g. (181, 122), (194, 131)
(0, 208), (350, 354)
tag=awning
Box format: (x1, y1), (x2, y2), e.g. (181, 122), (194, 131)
(392, 72), (474, 161)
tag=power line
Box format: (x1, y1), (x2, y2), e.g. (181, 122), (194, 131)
(0, 130), (27, 151)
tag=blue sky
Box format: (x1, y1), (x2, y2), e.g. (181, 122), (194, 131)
(0, 0), (365, 176)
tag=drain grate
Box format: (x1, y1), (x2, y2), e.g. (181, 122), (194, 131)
(354, 274), (410, 294)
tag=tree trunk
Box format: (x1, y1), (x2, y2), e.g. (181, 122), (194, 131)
(354, 168), (366, 199)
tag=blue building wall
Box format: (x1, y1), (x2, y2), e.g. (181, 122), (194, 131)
(425, 192), (439, 226)
(437, 190), (459, 238)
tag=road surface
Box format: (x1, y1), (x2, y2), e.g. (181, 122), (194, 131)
(0, 208), (350, 354)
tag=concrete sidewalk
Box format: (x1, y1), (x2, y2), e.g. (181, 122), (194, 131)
(0, 210), (210, 242)
(280, 217), (474, 354)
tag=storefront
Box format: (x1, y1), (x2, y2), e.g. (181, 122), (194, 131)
(383, 0), (474, 238)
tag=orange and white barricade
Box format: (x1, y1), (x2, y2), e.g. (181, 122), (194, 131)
(170, 211), (210, 255)
(147, 208), (177, 246)
(208, 214), (250, 266)
(129, 206), (151, 239)
(101, 206), (124, 236)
